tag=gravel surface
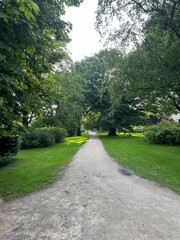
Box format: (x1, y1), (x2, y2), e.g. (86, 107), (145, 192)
(0, 132), (180, 240)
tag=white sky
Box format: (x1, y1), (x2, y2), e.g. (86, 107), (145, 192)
(64, 0), (104, 62)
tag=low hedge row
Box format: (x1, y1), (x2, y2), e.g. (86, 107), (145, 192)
(21, 127), (67, 149)
(38, 127), (67, 144)
(0, 136), (20, 167)
(144, 122), (180, 145)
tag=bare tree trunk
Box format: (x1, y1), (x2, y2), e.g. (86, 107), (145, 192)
(108, 127), (117, 136)
(77, 126), (81, 136)
(22, 116), (29, 129)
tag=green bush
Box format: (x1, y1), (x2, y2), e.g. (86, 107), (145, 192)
(0, 136), (20, 167)
(133, 126), (144, 133)
(38, 127), (67, 143)
(21, 130), (55, 149)
(144, 122), (180, 145)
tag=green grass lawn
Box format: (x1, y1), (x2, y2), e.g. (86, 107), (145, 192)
(100, 133), (180, 194)
(0, 135), (88, 201)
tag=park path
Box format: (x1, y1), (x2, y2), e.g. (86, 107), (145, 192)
(0, 132), (180, 240)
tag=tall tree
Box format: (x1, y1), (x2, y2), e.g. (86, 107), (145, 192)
(32, 69), (85, 136)
(0, 0), (82, 136)
(76, 49), (145, 135)
(96, 0), (180, 51)
(96, 0), (180, 114)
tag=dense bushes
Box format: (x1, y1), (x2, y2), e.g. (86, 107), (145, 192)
(144, 123), (180, 145)
(0, 127), (67, 166)
(38, 127), (67, 143)
(21, 127), (67, 149)
(0, 136), (20, 167)
(21, 131), (55, 149)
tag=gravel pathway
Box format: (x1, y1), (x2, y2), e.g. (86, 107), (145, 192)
(0, 132), (180, 240)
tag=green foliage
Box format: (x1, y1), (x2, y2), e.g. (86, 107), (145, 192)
(75, 52), (106, 112)
(33, 70), (85, 136)
(38, 127), (67, 143)
(82, 112), (101, 130)
(0, 0), (82, 136)
(21, 129), (55, 149)
(133, 126), (145, 133)
(96, 0), (180, 114)
(97, 0), (180, 51)
(76, 50), (146, 135)
(54, 71), (85, 136)
(144, 123), (180, 145)
(0, 136), (20, 167)
(21, 126), (67, 149)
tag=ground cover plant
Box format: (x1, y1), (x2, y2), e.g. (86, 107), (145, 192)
(0, 134), (88, 201)
(100, 133), (180, 194)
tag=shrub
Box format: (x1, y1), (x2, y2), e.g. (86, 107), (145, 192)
(133, 126), (145, 133)
(38, 127), (67, 143)
(21, 130), (55, 149)
(144, 122), (180, 145)
(0, 136), (20, 167)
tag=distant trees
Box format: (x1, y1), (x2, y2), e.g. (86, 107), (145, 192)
(1, 0), (179, 141)
(32, 69), (85, 136)
(76, 2), (180, 135)
(76, 50), (145, 135)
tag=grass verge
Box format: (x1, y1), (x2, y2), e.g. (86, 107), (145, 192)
(0, 135), (88, 201)
(100, 133), (180, 194)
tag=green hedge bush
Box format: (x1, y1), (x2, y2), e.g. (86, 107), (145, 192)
(21, 127), (67, 149)
(38, 127), (67, 143)
(144, 122), (180, 145)
(21, 130), (55, 149)
(0, 136), (20, 167)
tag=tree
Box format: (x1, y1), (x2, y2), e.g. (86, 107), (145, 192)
(96, 0), (180, 114)
(75, 54), (106, 114)
(76, 49), (145, 135)
(96, 0), (180, 51)
(107, 22), (180, 114)
(0, 0), (82, 136)
(53, 70), (85, 136)
(32, 69), (85, 136)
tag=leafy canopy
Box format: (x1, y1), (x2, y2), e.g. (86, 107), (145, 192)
(0, 0), (82, 136)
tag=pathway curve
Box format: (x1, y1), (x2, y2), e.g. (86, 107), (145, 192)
(0, 132), (180, 240)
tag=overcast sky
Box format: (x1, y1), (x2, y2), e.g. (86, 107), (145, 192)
(64, 0), (104, 62)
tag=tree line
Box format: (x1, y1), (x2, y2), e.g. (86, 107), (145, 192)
(0, 0), (179, 139)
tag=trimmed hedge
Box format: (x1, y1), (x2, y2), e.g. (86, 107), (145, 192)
(0, 136), (20, 167)
(21, 127), (67, 149)
(144, 122), (180, 145)
(38, 127), (67, 143)
(21, 130), (55, 149)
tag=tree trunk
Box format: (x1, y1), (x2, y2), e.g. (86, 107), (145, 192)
(76, 126), (81, 136)
(22, 113), (34, 129)
(22, 116), (29, 129)
(108, 127), (117, 136)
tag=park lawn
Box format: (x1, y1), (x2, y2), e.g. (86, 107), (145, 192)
(100, 133), (180, 194)
(0, 135), (88, 201)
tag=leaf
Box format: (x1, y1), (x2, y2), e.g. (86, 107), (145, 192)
(24, 8), (35, 21)
(0, 54), (6, 61)
(30, 1), (40, 15)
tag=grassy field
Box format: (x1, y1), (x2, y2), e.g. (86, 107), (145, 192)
(100, 133), (180, 194)
(0, 135), (88, 201)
